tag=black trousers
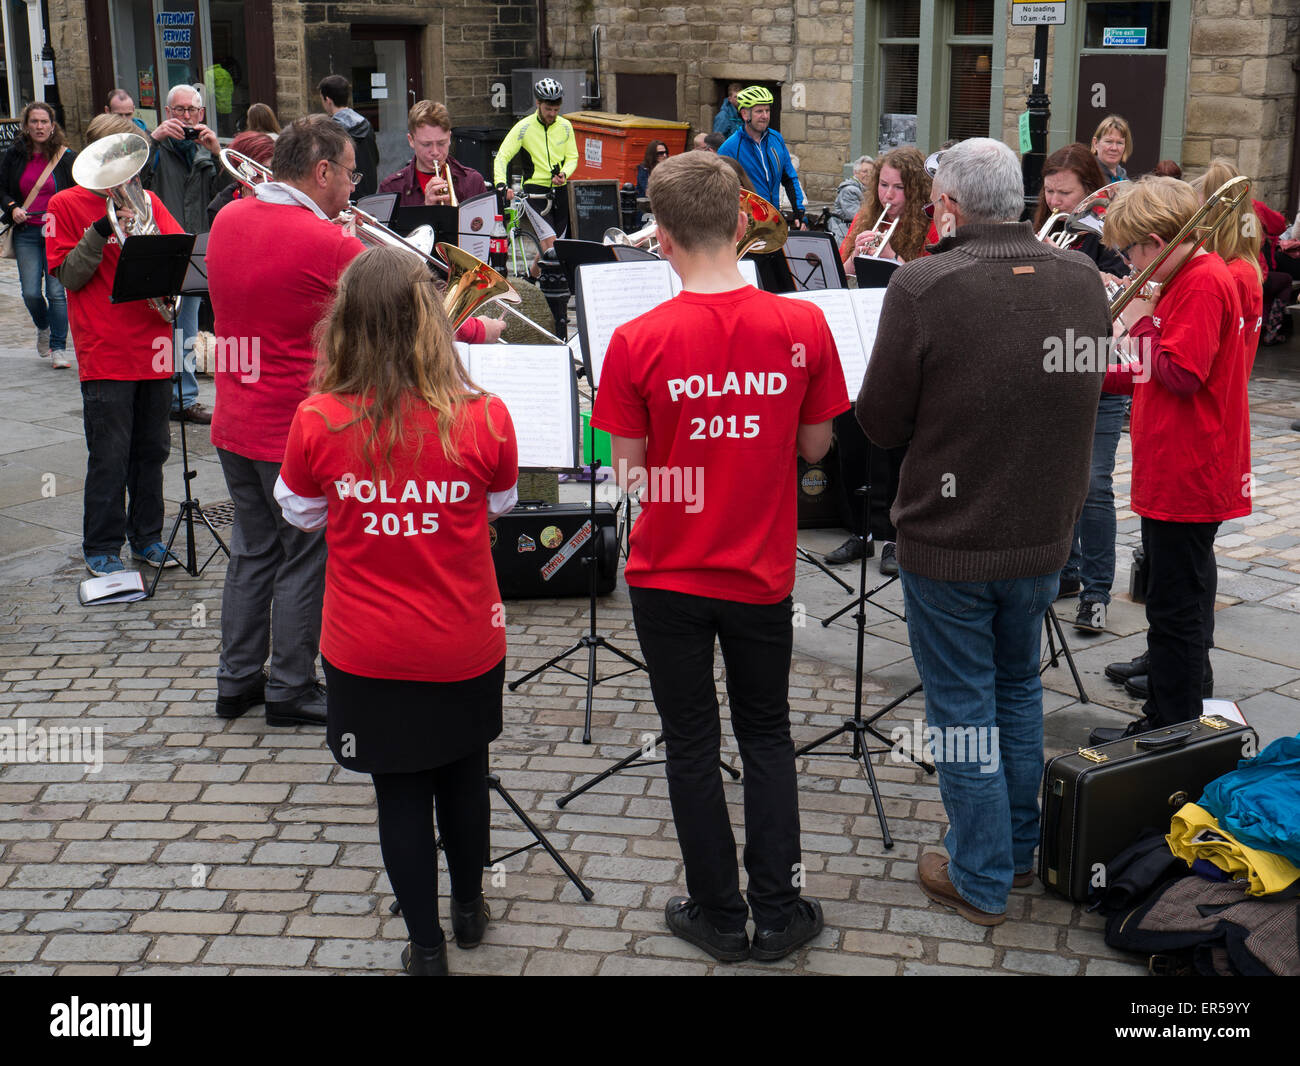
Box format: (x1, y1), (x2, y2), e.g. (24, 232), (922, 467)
(834, 410), (904, 541)
(372, 747), (490, 950)
(80, 378), (171, 557)
(1141, 517), (1219, 726)
(525, 183), (568, 238)
(629, 586), (802, 932)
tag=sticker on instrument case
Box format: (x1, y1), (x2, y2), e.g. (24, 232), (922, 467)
(541, 520), (594, 581)
(517, 534), (536, 553)
(488, 524), (498, 548)
(540, 525), (563, 549)
(800, 466), (828, 497)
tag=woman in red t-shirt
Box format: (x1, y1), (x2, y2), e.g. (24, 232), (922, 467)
(1195, 159), (1264, 374)
(277, 246), (519, 976)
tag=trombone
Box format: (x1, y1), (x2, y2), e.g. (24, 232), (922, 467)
(1108, 175), (1251, 323)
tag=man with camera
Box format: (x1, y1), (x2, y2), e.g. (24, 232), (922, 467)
(142, 84), (220, 425)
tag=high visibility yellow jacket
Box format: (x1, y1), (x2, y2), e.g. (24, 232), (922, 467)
(494, 110), (577, 190)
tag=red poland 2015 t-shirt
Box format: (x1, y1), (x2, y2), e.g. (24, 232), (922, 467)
(592, 286), (849, 604)
(1119, 253), (1251, 523)
(206, 196), (366, 463)
(279, 392), (518, 683)
(45, 186), (183, 382)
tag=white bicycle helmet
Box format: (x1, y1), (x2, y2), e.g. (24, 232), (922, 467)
(534, 78), (564, 103)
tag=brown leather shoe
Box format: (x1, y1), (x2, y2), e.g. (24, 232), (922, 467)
(1013, 871), (1034, 889)
(918, 852), (1006, 926)
(172, 402), (213, 425)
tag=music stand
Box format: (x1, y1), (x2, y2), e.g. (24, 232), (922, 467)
(784, 231), (846, 290)
(111, 233), (229, 593)
(749, 249), (797, 293)
(554, 238), (616, 295)
(610, 245), (658, 263)
(354, 192), (398, 224)
(852, 256), (900, 288)
(393, 204), (458, 245)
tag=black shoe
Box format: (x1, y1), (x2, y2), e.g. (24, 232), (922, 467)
(451, 895), (490, 948)
(215, 674), (266, 719)
(1088, 717), (1156, 746)
(824, 536), (866, 566)
(1124, 673), (1213, 700)
(1074, 599), (1106, 634)
(1056, 574), (1081, 599)
(1104, 652), (1149, 683)
(664, 896), (749, 963)
(879, 542), (898, 576)
(750, 897), (824, 962)
(401, 939), (449, 976)
(265, 681), (327, 726)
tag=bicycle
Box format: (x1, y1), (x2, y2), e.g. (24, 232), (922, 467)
(501, 196), (543, 279)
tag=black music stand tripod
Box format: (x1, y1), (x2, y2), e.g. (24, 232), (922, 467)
(508, 420), (646, 744)
(799, 485), (933, 849)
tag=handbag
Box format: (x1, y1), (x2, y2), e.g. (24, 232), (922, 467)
(1, 147), (66, 259)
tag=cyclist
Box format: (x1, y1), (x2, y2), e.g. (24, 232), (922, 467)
(494, 78), (578, 239)
(717, 85), (808, 231)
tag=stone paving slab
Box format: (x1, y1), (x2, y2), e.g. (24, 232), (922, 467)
(1, 259), (1299, 976)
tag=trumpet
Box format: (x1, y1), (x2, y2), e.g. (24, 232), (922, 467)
(432, 159), (458, 207)
(737, 190), (789, 258)
(71, 132), (179, 323)
(852, 208), (899, 259)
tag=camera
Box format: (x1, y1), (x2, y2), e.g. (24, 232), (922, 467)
(182, 126), (200, 141)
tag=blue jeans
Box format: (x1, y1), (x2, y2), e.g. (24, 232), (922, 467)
(900, 567), (1058, 914)
(14, 223), (67, 351)
(170, 294), (200, 412)
(1064, 392), (1125, 604)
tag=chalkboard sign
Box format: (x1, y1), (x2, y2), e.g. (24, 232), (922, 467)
(567, 180), (622, 243)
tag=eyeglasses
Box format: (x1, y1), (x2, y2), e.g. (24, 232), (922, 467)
(1118, 242), (1139, 265)
(923, 195), (958, 219)
(170, 105), (202, 116)
(327, 159), (363, 186)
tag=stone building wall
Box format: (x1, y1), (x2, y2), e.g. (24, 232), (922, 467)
(48, 0), (96, 143)
(545, 0), (859, 203)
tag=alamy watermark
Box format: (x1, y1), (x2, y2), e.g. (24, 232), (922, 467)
(0, 719), (103, 774)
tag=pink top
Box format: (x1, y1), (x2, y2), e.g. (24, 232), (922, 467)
(20, 156), (58, 223)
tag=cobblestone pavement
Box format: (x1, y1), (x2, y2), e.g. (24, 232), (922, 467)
(1, 259), (1298, 976)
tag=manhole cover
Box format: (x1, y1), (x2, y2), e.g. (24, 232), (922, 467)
(196, 500), (236, 529)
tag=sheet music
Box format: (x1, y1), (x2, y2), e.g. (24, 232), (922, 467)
(578, 260), (677, 385)
(783, 289), (867, 396)
(466, 344), (578, 469)
(849, 288), (888, 378)
(666, 257), (759, 295)
(458, 190), (496, 262)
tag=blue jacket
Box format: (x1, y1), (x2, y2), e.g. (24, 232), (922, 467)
(712, 100), (741, 138)
(717, 126), (805, 216)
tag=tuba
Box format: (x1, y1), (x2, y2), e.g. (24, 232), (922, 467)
(71, 132), (179, 323)
(737, 190), (789, 258)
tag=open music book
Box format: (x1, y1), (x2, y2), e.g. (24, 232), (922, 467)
(576, 258), (760, 386)
(456, 343), (580, 470)
(781, 288), (888, 397)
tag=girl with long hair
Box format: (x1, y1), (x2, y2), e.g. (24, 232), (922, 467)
(1032, 144), (1127, 634)
(1, 102), (76, 367)
(277, 246), (519, 976)
(839, 146), (931, 272)
(1194, 159), (1264, 373)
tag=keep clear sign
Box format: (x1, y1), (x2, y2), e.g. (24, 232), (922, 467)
(1011, 1), (1066, 26)
(158, 10), (195, 61)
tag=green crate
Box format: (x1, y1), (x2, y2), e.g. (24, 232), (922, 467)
(581, 411), (612, 467)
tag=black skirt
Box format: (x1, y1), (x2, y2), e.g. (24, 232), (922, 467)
(321, 657), (505, 775)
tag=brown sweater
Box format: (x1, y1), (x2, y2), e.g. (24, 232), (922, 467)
(856, 222), (1108, 582)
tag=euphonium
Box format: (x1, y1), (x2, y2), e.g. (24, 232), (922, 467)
(71, 132), (179, 323)
(737, 190), (788, 258)
(219, 147), (273, 195)
(603, 221), (658, 252)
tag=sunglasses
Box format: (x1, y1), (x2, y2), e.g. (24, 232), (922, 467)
(656, 149), (669, 157)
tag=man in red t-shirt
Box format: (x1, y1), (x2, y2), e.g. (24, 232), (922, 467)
(1094, 177), (1251, 741)
(205, 116), (367, 727)
(591, 153), (848, 963)
(46, 113), (184, 577)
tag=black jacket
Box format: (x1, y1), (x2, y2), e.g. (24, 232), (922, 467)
(1, 141), (77, 224)
(142, 138), (219, 234)
(330, 108), (379, 199)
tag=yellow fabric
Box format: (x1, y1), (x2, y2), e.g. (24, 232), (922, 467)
(1167, 803), (1300, 897)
